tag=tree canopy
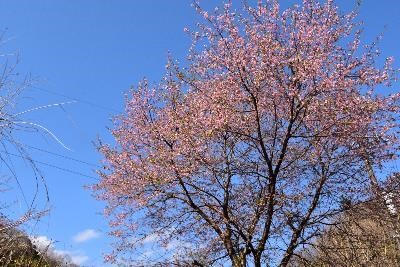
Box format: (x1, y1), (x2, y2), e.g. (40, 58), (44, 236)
(93, 1), (399, 266)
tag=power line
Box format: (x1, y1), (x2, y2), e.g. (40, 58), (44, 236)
(25, 144), (101, 168)
(32, 87), (121, 113)
(0, 150), (99, 180)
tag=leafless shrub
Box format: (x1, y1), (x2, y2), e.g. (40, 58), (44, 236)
(0, 32), (73, 266)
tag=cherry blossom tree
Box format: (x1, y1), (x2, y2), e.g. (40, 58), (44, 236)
(93, 1), (399, 266)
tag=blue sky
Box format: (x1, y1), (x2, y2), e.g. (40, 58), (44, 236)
(0, 1), (398, 266)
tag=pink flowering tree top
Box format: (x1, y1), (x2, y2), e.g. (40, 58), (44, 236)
(93, 1), (399, 266)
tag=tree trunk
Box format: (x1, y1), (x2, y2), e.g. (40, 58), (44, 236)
(232, 250), (247, 267)
(253, 254), (262, 267)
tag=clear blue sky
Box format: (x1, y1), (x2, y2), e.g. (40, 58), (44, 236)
(0, 1), (398, 266)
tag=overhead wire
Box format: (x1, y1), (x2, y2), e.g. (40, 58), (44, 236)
(0, 150), (99, 180)
(31, 87), (121, 113)
(2, 87), (116, 180)
(24, 144), (101, 168)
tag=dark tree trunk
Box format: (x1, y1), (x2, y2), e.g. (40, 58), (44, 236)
(232, 250), (247, 267)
